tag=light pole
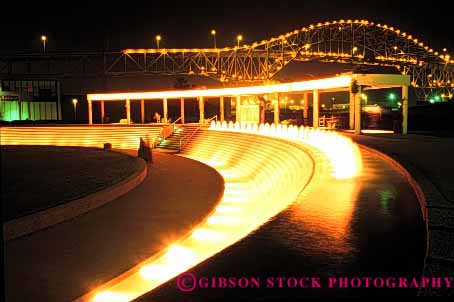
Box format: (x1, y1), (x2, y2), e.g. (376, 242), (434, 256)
(41, 35), (47, 53)
(155, 35), (161, 49)
(72, 98), (78, 121)
(237, 34), (243, 48)
(211, 29), (217, 48)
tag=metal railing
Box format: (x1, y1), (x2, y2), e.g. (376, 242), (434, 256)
(179, 124), (202, 151)
(159, 116), (183, 142)
(204, 115), (217, 125)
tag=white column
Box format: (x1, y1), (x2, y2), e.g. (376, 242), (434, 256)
(354, 87), (362, 134)
(126, 99), (131, 124)
(220, 96), (225, 122)
(303, 92), (309, 125)
(349, 92), (355, 130)
(260, 99), (265, 124)
(88, 100), (93, 125)
(180, 98), (185, 124)
(101, 100), (105, 124)
(312, 89), (319, 128)
(402, 85), (409, 135)
(199, 96), (205, 124)
(274, 94), (280, 125)
(163, 98), (168, 123)
(236, 95), (241, 123)
(140, 99), (145, 123)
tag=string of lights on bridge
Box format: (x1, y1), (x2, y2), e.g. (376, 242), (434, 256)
(120, 19), (453, 66)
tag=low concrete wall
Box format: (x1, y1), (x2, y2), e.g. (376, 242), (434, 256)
(3, 159), (147, 241)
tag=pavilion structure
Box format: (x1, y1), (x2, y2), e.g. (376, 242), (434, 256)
(87, 73), (410, 134)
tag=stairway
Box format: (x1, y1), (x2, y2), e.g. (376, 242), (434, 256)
(155, 124), (203, 152)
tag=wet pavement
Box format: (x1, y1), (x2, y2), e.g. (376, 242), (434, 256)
(138, 149), (426, 301)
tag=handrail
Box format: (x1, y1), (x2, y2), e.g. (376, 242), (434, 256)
(179, 124), (202, 151)
(172, 116), (182, 127)
(205, 115), (217, 124)
(159, 117), (182, 141)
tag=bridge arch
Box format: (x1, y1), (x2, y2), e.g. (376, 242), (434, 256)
(119, 19), (453, 100)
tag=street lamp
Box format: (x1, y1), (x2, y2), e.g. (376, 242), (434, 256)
(72, 98), (78, 121)
(237, 34), (243, 48)
(155, 35), (161, 49)
(211, 29), (217, 48)
(41, 35), (47, 52)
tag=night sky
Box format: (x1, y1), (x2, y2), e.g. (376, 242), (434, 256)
(1, 0), (453, 54)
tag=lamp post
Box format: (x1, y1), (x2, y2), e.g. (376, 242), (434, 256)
(211, 29), (217, 48)
(155, 35), (161, 49)
(41, 35), (47, 53)
(72, 98), (78, 121)
(237, 34), (243, 48)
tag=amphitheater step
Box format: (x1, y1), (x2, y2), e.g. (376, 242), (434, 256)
(155, 124), (205, 151)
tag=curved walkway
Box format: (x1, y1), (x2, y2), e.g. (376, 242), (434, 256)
(344, 132), (454, 295)
(4, 153), (224, 302)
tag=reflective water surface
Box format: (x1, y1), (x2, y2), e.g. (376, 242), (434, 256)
(139, 149), (426, 300)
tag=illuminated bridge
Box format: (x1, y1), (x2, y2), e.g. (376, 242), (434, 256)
(1, 19), (453, 101)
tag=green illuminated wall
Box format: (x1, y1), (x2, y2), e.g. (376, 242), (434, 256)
(0, 101), (57, 121)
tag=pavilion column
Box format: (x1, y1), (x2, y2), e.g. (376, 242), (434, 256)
(354, 87), (362, 134)
(220, 96), (225, 122)
(125, 99), (131, 124)
(140, 99), (145, 123)
(303, 92), (309, 125)
(199, 96), (205, 124)
(236, 95), (241, 123)
(260, 99), (265, 124)
(180, 98), (185, 124)
(101, 100), (105, 124)
(163, 98), (168, 123)
(274, 94), (280, 125)
(402, 85), (409, 135)
(349, 92), (355, 130)
(88, 100), (93, 125)
(312, 89), (319, 128)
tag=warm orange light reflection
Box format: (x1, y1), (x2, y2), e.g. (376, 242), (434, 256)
(92, 291), (130, 302)
(70, 122), (362, 302)
(77, 123), (321, 302)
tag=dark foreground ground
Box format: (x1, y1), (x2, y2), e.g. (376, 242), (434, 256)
(4, 152), (224, 302)
(1, 145), (142, 221)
